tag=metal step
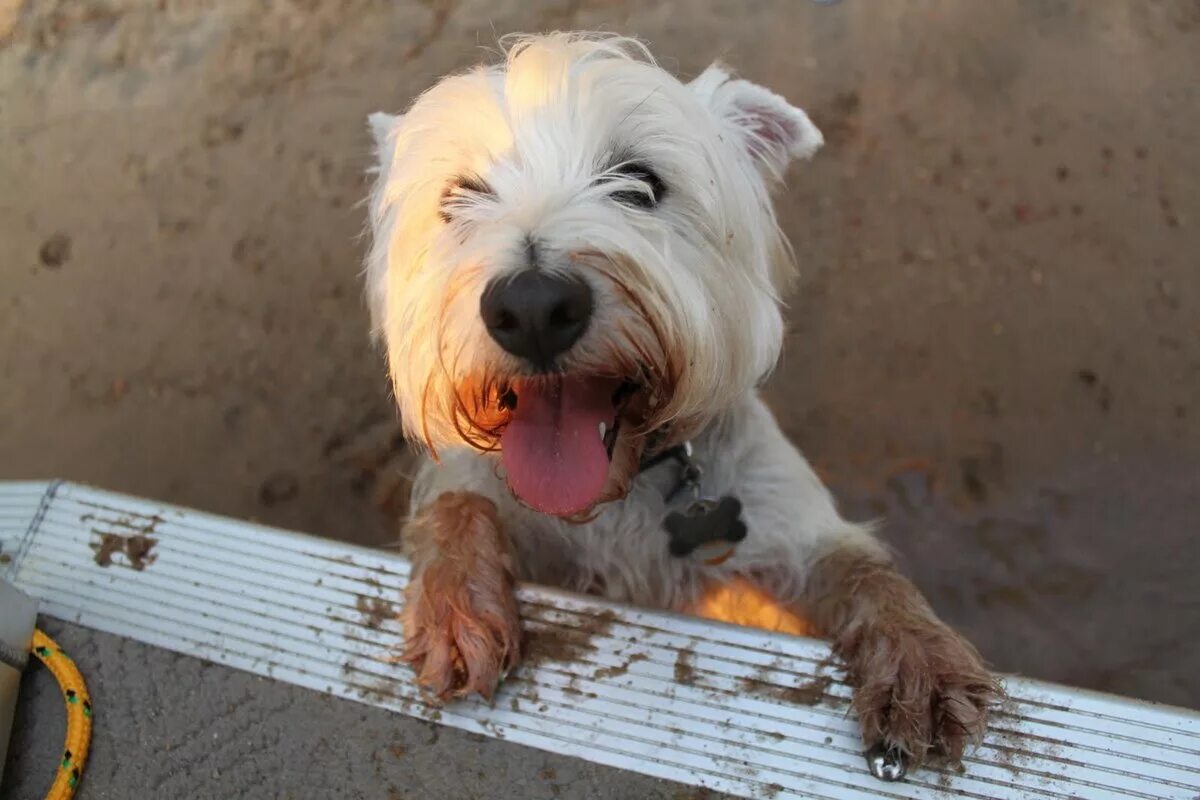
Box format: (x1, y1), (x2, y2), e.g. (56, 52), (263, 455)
(2, 481), (1197, 800)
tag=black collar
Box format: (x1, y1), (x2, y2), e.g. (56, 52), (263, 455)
(638, 440), (702, 503)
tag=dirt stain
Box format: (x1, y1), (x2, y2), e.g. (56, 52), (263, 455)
(258, 470), (298, 506)
(90, 532), (158, 570)
(673, 650), (697, 684)
(740, 668), (836, 706)
(592, 652), (648, 680)
(82, 511), (164, 536)
(39, 232), (71, 268)
(786, 674), (834, 706)
(523, 609), (618, 669)
(356, 595), (397, 629)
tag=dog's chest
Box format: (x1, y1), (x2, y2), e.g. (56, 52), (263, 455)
(408, 396), (774, 608)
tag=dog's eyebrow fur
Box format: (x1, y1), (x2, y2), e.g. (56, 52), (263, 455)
(595, 147), (663, 181)
(596, 147), (635, 174)
(444, 173), (492, 197)
(606, 160), (667, 208)
(439, 173), (493, 222)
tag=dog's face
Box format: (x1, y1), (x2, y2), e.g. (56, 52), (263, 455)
(367, 34), (821, 517)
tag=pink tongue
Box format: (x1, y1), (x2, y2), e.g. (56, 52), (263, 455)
(500, 376), (618, 516)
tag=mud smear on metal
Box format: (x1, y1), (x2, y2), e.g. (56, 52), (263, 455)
(80, 510), (165, 536)
(739, 672), (835, 706)
(592, 652), (648, 680)
(342, 659), (418, 713)
(673, 649), (697, 684)
(523, 609), (618, 669)
(90, 532), (158, 570)
(355, 594), (397, 630)
(739, 659), (844, 707)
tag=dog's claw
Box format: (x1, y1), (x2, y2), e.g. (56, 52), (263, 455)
(865, 742), (908, 782)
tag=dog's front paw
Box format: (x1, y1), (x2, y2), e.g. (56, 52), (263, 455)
(846, 619), (1001, 766)
(402, 561), (521, 702)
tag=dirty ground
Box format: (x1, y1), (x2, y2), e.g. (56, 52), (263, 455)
(3, 621), (696, 799)
(1, 0), (1197, 759)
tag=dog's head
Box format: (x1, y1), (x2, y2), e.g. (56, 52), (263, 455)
(366, 33), (821, 517)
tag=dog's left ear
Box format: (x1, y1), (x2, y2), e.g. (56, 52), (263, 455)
(368, 111), (402, 155)
(690, 65), (823, 180)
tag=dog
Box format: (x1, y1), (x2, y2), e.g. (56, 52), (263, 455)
(364, 32), (999, 768)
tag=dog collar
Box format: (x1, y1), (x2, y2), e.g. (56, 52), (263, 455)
(639, 441), (747, 562)
(637, 440), (700, 502)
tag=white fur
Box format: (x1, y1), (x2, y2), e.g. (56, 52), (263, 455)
(366, 33), (823, 447)
(365, 33), (866, 608)
(410, 392), (880, 610)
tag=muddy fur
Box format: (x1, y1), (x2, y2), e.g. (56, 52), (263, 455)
(401, 492), (521, 701)
(803, 545), (1003, 763)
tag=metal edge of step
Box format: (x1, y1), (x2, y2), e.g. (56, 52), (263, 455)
(2, 481), (1198, 800)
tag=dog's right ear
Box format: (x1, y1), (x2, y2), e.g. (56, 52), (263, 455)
(690, 64), (823, 181)
(368, 112), (402, 156)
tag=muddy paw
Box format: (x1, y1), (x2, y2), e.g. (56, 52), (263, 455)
(847, 620), (1002, 767)
(402, 561), (522, 702)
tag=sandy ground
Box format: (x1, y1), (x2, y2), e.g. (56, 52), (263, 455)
(2, 0), (1198, 719)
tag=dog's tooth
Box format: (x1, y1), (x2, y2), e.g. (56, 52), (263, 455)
(598, 422), (606, 441)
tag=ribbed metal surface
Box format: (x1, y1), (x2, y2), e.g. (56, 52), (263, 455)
(2, 481), (1198, 799)
(0, 480), (55, 583)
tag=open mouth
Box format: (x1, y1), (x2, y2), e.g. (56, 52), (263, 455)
(498, 375), (640, 516)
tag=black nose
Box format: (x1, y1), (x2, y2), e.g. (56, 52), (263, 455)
(480, 270), (593, 368)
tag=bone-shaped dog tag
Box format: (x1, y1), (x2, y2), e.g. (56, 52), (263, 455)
(664, 496), (747, 558)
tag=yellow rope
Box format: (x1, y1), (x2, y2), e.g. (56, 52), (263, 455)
(30, 629), (92, 800)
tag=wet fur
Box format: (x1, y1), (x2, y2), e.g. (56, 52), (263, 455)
(401, 492), (521, 700)
(803, 544), (1002, 762)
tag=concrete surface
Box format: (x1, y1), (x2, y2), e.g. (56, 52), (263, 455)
(1, 0), (1198, 795)
(2, 620), (706, 800)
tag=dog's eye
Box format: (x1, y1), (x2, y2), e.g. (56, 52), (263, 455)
(439, 174), (493, 223)
(607, 162), (665, 209)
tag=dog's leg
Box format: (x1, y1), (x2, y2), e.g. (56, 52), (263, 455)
(800, 539), (1001, 766)
(720, 396), (1001, 765)
(401, 491), (522, 701)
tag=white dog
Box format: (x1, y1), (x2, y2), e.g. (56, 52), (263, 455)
(365, 32), (998, 771)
